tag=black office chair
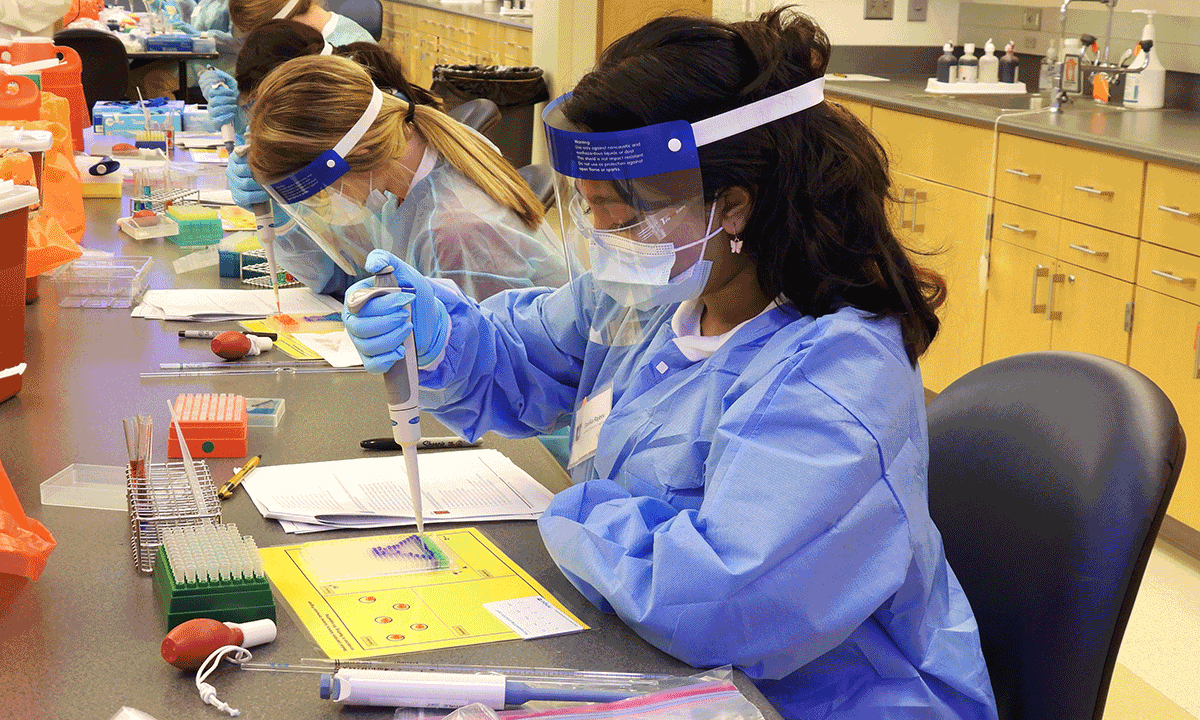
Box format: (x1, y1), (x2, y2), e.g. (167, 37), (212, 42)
(52, 29), (130, 116)
(446, 97), (501, 134)
(328, 0), (384, 42)
(518, 163), (555, 212)
(925, 351), (1185, 720)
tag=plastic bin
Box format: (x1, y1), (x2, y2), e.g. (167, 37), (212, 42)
(50, 255), (152, 308)
(431, 64), (549, 168)
(0, 183), (41, 403)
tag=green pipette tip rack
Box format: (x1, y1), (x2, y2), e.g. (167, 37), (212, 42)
(153, 524), (276, 630)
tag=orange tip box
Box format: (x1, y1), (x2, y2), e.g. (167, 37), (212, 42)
(167, 393), (248, 459)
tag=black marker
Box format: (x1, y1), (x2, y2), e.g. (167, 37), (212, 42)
(360, 437), (480, 452)
(179, 330), (279, 340)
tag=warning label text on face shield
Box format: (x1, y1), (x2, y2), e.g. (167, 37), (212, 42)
(573, 139), (646, 174)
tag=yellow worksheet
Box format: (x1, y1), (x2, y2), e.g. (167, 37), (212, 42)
(260, 527), (588, 660)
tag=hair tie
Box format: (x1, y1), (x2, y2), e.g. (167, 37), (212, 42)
(405, 100), (417, 125)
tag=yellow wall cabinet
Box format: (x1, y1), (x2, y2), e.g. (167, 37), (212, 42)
(384, 3), (532, 88)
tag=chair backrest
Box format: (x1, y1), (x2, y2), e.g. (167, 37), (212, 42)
(446, 97), (501, 134)
(518, 163), (555, 212)
(52, 29), (129, 116)
(329, 0), (383, 41)
(925, 351), (1185, 720)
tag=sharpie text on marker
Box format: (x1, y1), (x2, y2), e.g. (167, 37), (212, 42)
(359, 437), (480, 452)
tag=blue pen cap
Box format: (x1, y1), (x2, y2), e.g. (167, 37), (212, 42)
(319, 673), (336, 699)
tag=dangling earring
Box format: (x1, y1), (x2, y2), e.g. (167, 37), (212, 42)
(730, 235), (743, 254)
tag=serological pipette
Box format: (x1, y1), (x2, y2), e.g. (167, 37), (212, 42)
(234, 143), (283, 314)
(319, 668), (637, 708)
(345, 265), (424, 534)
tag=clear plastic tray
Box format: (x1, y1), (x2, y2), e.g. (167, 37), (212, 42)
(246, 397), (285, 428)
(40, 464), (128, 511)
(118, 214), (179, 240)
(51, 255), (152, 308)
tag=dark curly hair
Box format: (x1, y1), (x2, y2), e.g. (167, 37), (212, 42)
(563, 7), (945, 364)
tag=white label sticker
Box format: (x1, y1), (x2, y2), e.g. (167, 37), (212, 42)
(483, 596), (585, 639)
(566, 386), (612, 470)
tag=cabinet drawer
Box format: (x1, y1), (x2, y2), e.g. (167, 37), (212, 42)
(993, 201), (1058, 255)
(995, 134), (1065, 215)
(1142, 163), (1200, 257)
(871, 107), (991, 195)
(1058, 219), (1138, 282)
(1058, 148), (1144, 237)
(1138, 242), (1200, 304)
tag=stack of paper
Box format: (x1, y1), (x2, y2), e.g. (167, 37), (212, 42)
(132, 287), (342, 321)
(240, 449), (555, 533)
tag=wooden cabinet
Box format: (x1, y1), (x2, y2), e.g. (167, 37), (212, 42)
(995, 134), (1065, 216)
(871, 106), (992, 196)
(1128, 287), (1200, 530)
(1058, 148), (1145, 237)
(837, 98), (872, 126)
(383, 2), (532, 88)
(893, 175), (989, 392)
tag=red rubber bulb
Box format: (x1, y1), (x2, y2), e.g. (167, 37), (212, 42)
(211, 331), (252, 360)
(161, 618), (244, 670)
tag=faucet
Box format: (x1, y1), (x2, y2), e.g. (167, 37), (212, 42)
(1050, 0), (1153, 112)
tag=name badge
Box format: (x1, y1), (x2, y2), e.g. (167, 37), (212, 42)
(566, 386), (612, 470)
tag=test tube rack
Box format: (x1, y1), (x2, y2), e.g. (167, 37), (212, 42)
(239, 249), (301, 290)
(130, 188), (199, 215)
(127, 460), (221, 573)
(165, 205), (223, 247)
(153, 524), (275, 630)
(167, 394), (248, 459)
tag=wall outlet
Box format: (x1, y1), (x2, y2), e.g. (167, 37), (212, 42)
(864, 0), (894, 21)
(908, 0), (927, 22)
(1022, 8), (1043, 31)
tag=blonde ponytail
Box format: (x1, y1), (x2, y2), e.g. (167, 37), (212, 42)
(249, 55), (543, 229)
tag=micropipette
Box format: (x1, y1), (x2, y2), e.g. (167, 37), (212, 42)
(344, 265), (423, 534)
(233, 143), (283, 315)
(205, 65), (236, 156)
(319, 668), (636, 709)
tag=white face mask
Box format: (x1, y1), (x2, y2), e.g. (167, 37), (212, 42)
(590, 203), (722, 310)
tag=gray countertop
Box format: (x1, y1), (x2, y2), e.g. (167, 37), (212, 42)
(389, 0), (532, 31)
(0, 167), (780, 719)
(824, 77), (1200, 172)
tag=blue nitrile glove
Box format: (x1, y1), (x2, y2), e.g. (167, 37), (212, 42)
(226, 149), (269, 208)
(343, 250), (450, 374)
(172, 18), (198, 35)
(199, 69), (238, 130)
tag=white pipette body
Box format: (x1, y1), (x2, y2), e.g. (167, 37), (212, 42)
(233, 144), (282, 314)
(345, 267), (424, 534)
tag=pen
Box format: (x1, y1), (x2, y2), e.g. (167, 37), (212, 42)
(218, 454), (262, 500)
(180, 329), (279, 340)
(360, 437), (480, 452)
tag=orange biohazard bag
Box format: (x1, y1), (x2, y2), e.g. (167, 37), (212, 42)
(63, 0), (104, 24)
(0, 148), (82, 278)
(0, 458), (57, 610)
(15, 102), (85, 244)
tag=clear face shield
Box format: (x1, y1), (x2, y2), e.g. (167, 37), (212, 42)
(262, 85), (388, 280)
(542, 77), (826, 344)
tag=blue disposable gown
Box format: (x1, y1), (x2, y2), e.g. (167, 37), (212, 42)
(414, 274), (999, 720)
(272, 155), (570, 300)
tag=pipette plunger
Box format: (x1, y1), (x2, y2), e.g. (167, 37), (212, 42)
(345, 266), (423, 534)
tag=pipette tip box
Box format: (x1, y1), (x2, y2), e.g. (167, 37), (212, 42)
(165, 205), (222, 246)
(154, 524), (275, 630)
(167, 393), (249, 459)
(245, 398), (285, 428)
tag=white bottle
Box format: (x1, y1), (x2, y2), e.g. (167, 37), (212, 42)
(1061, 38), (1082, 94)
(958, 43), (979, 83)
(1124, 10), (1166, 110)
(1039, 41), (1058, 93)
(979, 38), (1000, 83)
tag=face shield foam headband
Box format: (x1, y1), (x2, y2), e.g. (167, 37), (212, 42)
(265, 84), (384, 205)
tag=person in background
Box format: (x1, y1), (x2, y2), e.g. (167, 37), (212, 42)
(339, 8), (999, 719)
(191, 0), (373, 129)
(242, 54), (568, 301)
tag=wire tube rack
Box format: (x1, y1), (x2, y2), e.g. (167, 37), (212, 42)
(239, 249), (301, 290)
(127, 461), (221, 574)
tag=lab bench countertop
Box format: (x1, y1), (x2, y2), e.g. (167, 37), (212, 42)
(824, 76), (1200, 172)
(0, 190), (782, 719)
(388, 0), (533, 31)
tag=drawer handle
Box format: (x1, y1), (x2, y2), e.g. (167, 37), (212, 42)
(1195, 323), (1200, 380)
(900, 187), (914, 229)
(1004, 168), (1042, 180)
(1001, 223), (1036, 236)
(1046, 272), (1065, 321)
(1158, 205), (1195, 218)
(1150, 269), (1197, 287)
(1068, 244), (1109, 259)
(912, 191), (927, 232)
(1030, 264), (1049, 314)
(1073, 185), (1115, 197)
